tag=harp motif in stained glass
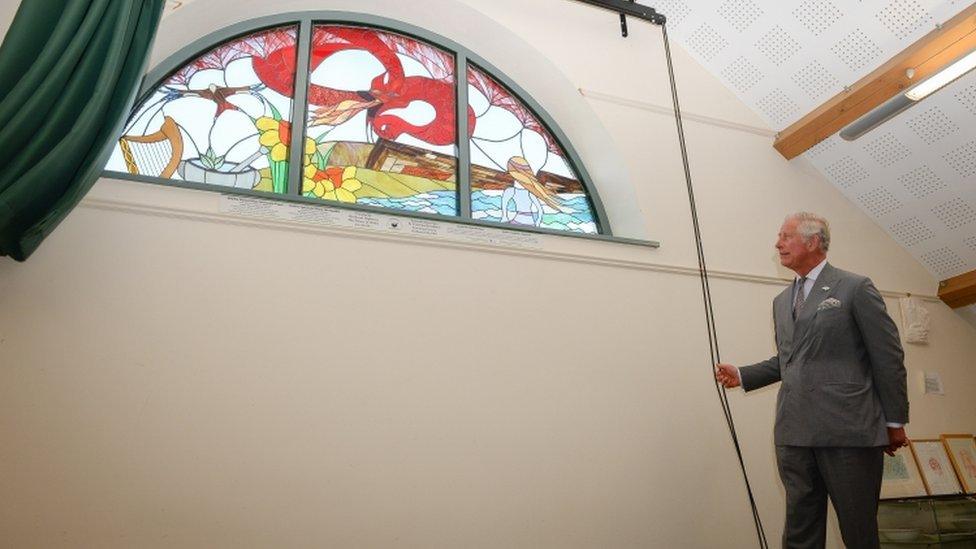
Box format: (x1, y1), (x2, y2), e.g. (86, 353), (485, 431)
(106, 26), (299, 193)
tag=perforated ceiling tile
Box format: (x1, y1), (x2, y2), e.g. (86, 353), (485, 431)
(686, 23), (730, 61)
(967, 235), (976, 253)
(898, 165), (946, 199)
(791, 60), (841, 100)
(942, 140), (976, 178)
(932, 197), (976, 230)
(955, 82), (976, 116)
(792, 0), (842, 37)
(824, 156), (870, 188)
(721, 56), (764, 93)
(717, 0), (764, 32)
(654, 0), (692, 28)
(858, 187), (903, 217)
(756, 88), (799, 126)
(876, 0), (932, 40)
(920, 246), (967, 277)
(906, 106), (959, 144)
(862, 132), (911, 167)
(755, 25), (802, 66)
(889, 217), (935, 246)
(830, 29), (884, 72)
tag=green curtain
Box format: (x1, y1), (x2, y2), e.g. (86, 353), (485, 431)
(0, 0), (165, 261)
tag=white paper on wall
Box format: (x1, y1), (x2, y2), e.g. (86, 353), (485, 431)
(923, 372), (945, 396)
(899, 296), (931, 344)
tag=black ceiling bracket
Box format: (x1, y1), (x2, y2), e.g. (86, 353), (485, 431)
(620, 0), (636, 37)
(571, 0), (666, 28)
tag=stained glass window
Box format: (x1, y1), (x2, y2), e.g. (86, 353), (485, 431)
(301, 26), (457, 215)
(107, 18), (604, 235)
(106, 26), (299, 193)
(468, 66), (597, 234)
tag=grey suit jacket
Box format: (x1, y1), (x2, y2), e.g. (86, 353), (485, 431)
(739, 263), (908, 447)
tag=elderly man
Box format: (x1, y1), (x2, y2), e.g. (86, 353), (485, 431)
(715, 212), (908, 549)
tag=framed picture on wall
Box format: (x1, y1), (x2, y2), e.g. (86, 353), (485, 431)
(941, 434), (976, 494)
(911, 439), (963, 496)
(881, 444), (928, 499)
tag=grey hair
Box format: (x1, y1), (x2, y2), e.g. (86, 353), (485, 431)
(786, 212), (830, 252)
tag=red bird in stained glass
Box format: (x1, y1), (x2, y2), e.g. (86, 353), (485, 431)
(251, 26), (475, 146)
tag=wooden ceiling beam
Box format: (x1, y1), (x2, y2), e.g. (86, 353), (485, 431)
(939, 269), (976, 309)
(773, 4), (976, 160)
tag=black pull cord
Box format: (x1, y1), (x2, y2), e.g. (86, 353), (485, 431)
(660, 23), (770, 549)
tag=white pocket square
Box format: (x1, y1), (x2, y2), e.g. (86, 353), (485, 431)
(817, 297), (842, 311)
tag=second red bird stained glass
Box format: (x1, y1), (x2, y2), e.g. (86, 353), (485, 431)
(301, 26), (458, 214)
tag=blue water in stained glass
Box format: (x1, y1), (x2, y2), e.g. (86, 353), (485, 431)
(358, 191), (458, 216)
(357, 190), (597, 234)
(471, 191), (597, 234)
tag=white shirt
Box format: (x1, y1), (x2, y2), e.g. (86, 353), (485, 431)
(734, 258), (903, 429)
(793, 258), (827, 307)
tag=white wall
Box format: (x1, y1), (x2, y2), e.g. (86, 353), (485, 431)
(0, 0), (18, 41)
(1, 0), (975, 547)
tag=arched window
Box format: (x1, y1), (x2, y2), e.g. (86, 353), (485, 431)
(106, 15), (608, 235)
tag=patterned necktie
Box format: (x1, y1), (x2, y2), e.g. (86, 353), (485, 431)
(792, 276), (807, 320)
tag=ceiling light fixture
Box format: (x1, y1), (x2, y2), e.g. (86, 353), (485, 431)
(840, 49), (976, 141)
(905, 49), (976, 100)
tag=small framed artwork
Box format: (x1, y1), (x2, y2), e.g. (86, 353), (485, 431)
(941, 434), (976, 494)
(881, 444), (927, 499)
(911, 439), (963, 496)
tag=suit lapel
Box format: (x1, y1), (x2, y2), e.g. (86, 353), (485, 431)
(775, 288), (793, 336)
(775, 287), (794, 359)
(788, 263), (839, 360)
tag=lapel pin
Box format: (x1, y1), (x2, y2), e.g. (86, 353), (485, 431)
(821, 286), (830, 291)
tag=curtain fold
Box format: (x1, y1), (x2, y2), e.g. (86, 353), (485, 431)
(0, 0), (165, 261)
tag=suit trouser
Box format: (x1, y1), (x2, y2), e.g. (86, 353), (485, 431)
(776, 446), (884, 549)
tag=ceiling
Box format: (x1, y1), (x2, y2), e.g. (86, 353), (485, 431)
(645, 0), (976, 281)
(162, 0), (976, 281)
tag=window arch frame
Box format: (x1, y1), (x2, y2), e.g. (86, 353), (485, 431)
(105, 11), (617, 239)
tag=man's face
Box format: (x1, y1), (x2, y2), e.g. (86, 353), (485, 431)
(776, 218), (817, 271)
